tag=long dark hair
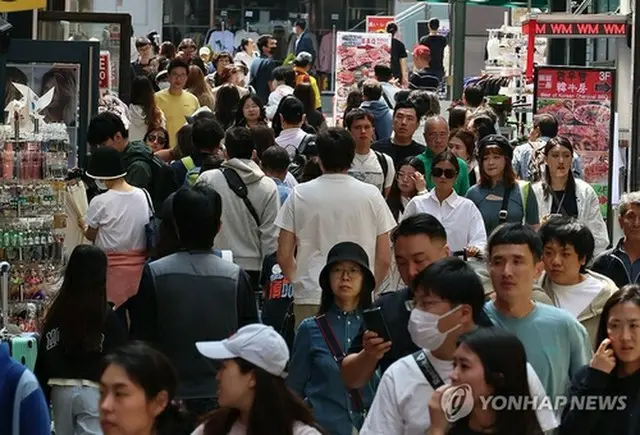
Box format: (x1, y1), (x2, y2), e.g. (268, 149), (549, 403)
(41, 245), (108, 353)
(387, 157), (425, 221)
(102, 342), (187, 435)
(596, 284), (640, 352)
(542, 136), (576, 200)
(453, 328), (543, 435)
(271, 95), (315, 137)
(214, 85), (241, 130)
(202, 358), (326, 435)
(478, 146), (517, 188)
(293, 83), (324, 130)
(131, 75), (164, 130)
(235, 94), (267, 127)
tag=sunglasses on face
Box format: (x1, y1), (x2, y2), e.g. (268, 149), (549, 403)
(432, 167), (457, 179)
(148, 134), (167, 144)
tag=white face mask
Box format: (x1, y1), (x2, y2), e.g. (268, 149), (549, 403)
(95, 180), (108, 190)
(408, 305), (463, 350)
(158, 81), (170, 90)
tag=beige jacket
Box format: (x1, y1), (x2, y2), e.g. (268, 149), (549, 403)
(533, 270), (618, 347)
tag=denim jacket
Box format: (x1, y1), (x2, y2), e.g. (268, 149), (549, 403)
(287, 305), (379, 435)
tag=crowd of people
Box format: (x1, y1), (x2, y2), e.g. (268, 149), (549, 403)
(3, 23), (640, 435)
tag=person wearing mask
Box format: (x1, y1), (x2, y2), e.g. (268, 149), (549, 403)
(275, 96), (315, 158)
(466, 135), (540, 235)
(87, 112), (155, 192)
(250, 34), (281, 103)
(275, 128), (396, 327)
(448, 128), (479, 186)
(292, 19), (316, 60)
(359, 79), (393, 141)
(463, 85), (485, 110)
(193, 324), (325, 434)
(416, 115), (470, 195)
(532, 136), (609, 255)
(155, 58), (200, 147)
(34, 245), (127, 435)
(484, 223), (593, 405)
(419, 18), (447, 81)
(593, 192), (640, 287)
(409, 45), (440, 91)
(79, 148), (151, 325)
(196, 127), (281, 288)
(172, 117), (225, 186)
(293, 52), (322, 110)
(372, 101), (426, 168)
(99, 342), (188, 435)
(403, 150), (486, 254)
(260, 145), (292, 205)
(266, 66), (296, 121)
(386, 157), (427, 222)
(345, 108), (395, 196)
(341, 214), (451, 386)
(129, 75), (166, 142)
(561, 285), (640, 434)
(386, 22), (408, 87)
(288, 242), (378, 435)
(534, 217), (617, 346)
(427, 328), (551, 435)
(129, 185), (259, 429)
(374, 64), (399, 109)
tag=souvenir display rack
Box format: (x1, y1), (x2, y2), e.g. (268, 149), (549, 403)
(0, 122), (70, 332)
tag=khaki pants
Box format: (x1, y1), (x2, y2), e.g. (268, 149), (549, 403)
(294, 304), (320, 330)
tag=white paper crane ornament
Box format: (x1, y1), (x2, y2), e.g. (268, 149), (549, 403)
(4, 82), (56, 134)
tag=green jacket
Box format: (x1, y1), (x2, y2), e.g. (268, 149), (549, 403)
(121, 140), (154, 191)
(416, 148), (470, 195)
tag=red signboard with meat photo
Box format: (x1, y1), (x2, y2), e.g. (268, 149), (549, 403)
(333, 32), (392, 127)
(534, 66), (615, 218)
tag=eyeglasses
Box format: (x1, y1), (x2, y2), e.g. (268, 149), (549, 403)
(331, 267), (362, 278)
(148, 134), (167, 145)
(432, 167), (457, 179)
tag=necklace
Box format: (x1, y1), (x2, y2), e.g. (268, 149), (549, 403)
(554, 190), (567, 214)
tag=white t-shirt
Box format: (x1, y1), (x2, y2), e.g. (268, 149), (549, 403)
(274, 174), (397, 305)
(360, 350), (558, 435)
(551, 275), (604, 318)
(403, 189), (487, 252)
(348, 150), (395, 193)
(84, 188), (150, 252)
(276, 128), (309, 159)
(192, 420), (321, 435)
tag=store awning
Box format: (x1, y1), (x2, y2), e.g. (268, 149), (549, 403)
(0, 0), (46, 13)
(422, 0), (549, 9)
(521, 13), (629, 38)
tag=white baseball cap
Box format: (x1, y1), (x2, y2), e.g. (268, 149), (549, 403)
(196, 324), (289, 378)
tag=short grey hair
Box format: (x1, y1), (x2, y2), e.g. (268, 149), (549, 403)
(618, 191), (640, 216)
(424, 115), (448, 133)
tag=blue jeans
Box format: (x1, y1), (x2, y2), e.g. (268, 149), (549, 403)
(51, 385), (101, 435)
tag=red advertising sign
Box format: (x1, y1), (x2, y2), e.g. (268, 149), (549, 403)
(534, 66), (615, 219)
(99, 51), (112, 90)
(366, 16), (394, 34)
(522, 21), (627, 38)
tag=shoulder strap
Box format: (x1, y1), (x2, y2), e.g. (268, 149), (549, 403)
(314, 315), (366, 413)
(141, 188), (155, 219)
(518, 180), (531, 223)
(182, 156), (196, 171)
(374, 151), (389, 188)
(412, 350), (446, 390)
(381, 90), (394, 109)
(499, 186), (513, 224)
(221, 168), (261, 227)
(298, 134), (313, 155)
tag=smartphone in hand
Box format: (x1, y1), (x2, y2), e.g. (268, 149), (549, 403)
(362, 307), (392, 343)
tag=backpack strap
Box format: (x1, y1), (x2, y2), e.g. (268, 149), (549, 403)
(374, 151), (389, 190)
(381, 90), (394, 109)
(499, 186), (513, 224)
(141, 188), (155, 219)
(182, 156), (196, 171)
(298, 134), (314, 156)
(412, 350), (446, 390)
(518, 180), (531, 224)
(221, 168), (261, 227)
(314, 315), (367, 414)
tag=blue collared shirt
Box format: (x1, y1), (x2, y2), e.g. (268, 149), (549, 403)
(287, 305), (378, 435)
(272, 177), (291, 206)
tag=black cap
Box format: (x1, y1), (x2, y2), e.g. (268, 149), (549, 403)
(477, 134), (513, 161)
(86, 147), (127, 180)
(319, 242), (376, 294)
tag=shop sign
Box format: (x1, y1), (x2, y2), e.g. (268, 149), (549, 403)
(523, 21), (626, 38)
(366, 16), (395, 33)
(0, 0), (45, 12)
(99, 51), (112, 90)
(533, 66), (616, 219)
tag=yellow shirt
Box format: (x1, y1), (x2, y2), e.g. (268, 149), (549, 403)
(154, 89), (200, 148)
(293, 67), (322, 110)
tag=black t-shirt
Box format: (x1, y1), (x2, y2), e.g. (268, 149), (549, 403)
(372, 138), (426, 169)
(409, 68), (442, 90)
(423, 34), (447, 71)
(347, 287), (419, 374)
(390, 38), (408, 80)
(551, 189), (579, 218)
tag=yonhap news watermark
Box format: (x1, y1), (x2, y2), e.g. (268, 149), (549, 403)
(441, 384), (627, 422)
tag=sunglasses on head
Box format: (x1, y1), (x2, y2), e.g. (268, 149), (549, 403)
(432, 167), (457, 179)
(148, 134), (167, 144)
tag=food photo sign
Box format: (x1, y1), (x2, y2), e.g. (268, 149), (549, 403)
(533, 66), (616, 221)
(333, 32), (392, 127)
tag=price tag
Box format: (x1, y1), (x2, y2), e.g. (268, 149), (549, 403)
(331, 14), (340, 20)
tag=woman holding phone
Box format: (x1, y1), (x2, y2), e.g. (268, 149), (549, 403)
(287, 242), (378, 435)
(561, 284), (640, 434)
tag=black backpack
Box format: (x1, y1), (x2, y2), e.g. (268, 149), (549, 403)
(288, 134), (317, 182)
(131, 154), (179, 215)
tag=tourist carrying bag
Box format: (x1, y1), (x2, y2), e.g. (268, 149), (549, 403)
(411, 350), (446, 390)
